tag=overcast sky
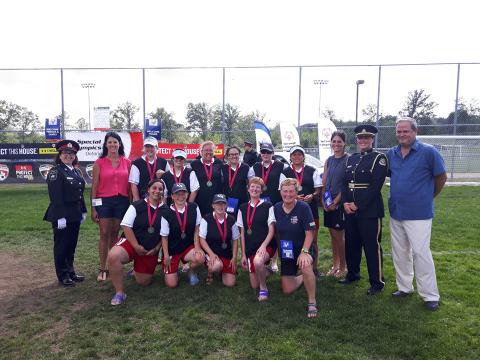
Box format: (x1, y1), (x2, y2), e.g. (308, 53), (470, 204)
(1, 0), (479, 128)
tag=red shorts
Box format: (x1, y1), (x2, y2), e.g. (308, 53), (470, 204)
(115, 238), (158, 275)
(205, 254), (235, 274)
(162, 245), (194, 275)
(247, 246), (275, 273)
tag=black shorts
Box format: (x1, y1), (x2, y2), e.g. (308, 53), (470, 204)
(95, 195), (130, 219)
(323, 206), (345, 230)
(280, 258), (299, 276)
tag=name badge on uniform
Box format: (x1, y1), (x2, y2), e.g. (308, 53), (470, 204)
(261, 196), (271, 203)
(226, 197), (239, 214)
(323, 190), (334, 208)
(280, 240), (294, 260)
(92, 198), (103, 207)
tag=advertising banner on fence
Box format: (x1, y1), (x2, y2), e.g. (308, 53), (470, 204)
(64, 131), (143, 162)
(156, 143), (225, 159)
(0, 136), (225, 184)
(0, 143), (58, 160)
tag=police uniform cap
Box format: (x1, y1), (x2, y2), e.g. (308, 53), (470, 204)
(289, 145), (305, 155)
(56, 140), (80, 153)
(354, 124), (378, 136)
(172, 183), (188, 193)
(212, 194), (227, 204)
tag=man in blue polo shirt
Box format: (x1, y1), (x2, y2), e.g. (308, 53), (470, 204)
(387, 117), (447, 311)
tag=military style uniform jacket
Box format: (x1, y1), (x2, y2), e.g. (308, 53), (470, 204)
(44, 164), (87, 223)
(342, 149), (388, 218)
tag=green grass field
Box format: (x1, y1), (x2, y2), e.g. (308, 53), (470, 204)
(0, 184), (479, 360)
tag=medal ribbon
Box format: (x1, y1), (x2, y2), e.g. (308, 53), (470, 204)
(147, 199), (160, 229)
(173, 203), (188, 234)
(202, 160), (213, 183)
(292, 165), (305, 187)
(261, 163), (273, 185)
(214, 213), (227, 246)
(228, 165), (240, 190)
(173, 167), (184, 184)
(246, 200), (259, 232)
(146, 159), (157, 181)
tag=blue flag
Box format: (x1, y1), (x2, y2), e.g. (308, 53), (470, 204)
(254, 120), (272, 151)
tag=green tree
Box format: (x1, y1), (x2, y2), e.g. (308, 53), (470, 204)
(15, 108), (40, 143)
(149, 107), (186, 143)
(110, 102), (140, 130)
(212, 103), (241, 145)
(185, 102), (212, 141)
(401, 89), (437, 126)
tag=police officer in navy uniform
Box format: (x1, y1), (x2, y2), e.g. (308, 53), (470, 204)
(339, 124), (388, 295)
(243, 140), (259, 167)
(44, 140), (87, 287)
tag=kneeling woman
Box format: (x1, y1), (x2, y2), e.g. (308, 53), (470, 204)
(273, 178), (318, 318)
(199, 194), (240, 287)
(108, 179), (167, 305)
(237, 177), (276, 300)
(161, 183), (204, 287)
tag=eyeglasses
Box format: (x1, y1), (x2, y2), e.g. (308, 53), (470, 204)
(228, 153), (240, 157)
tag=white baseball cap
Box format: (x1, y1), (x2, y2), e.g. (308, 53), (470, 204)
(144, 137), (158, 147)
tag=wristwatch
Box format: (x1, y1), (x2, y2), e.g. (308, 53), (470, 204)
(301, 248), (310, 254)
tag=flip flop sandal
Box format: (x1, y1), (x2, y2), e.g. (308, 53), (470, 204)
(307, 303), (318, 319)
(326, 267), (338, 276)
(258, 289), (269, 302)
(111, 292), (127, 306)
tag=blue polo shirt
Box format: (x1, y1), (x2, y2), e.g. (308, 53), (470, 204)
(273, 201), (316, 256)
(386, 140), (446, 220)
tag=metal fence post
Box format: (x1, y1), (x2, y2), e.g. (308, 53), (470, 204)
(375, 65), (382, 149)
(222, 67), (226, 144)
(297, 66), (302, 140)
(60, 68), (65, 139)
(142, 68), (146, 135)
(450, 63), (461, 179)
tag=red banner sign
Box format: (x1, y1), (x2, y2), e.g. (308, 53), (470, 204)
(156, 143), (225, 159)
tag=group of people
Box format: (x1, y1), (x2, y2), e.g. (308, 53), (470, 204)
(44, 115), (447, 317)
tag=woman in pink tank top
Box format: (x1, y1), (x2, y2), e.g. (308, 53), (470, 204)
(91, 132), (131, 281)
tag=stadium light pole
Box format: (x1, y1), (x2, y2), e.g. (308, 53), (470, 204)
(313, 79), (329, 118)
(355, 79), (365, 126)
(81, 83), (95, 130)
